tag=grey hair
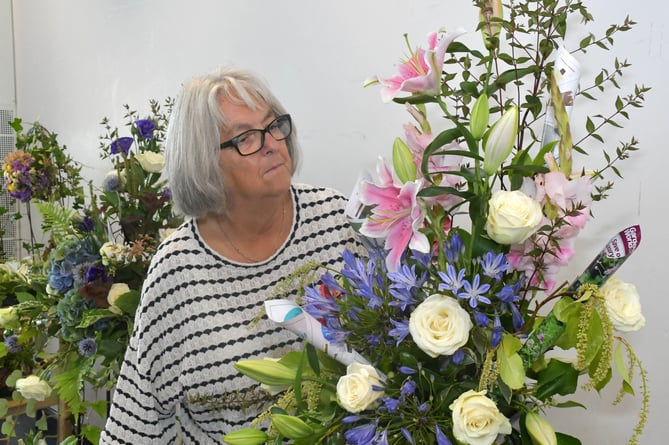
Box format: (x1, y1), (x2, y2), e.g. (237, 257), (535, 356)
(165, 66), (301, 218)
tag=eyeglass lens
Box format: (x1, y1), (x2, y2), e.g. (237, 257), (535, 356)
(234, 115), (291, 155)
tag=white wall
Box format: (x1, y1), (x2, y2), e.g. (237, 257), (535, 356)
(9, 0), (668, 442)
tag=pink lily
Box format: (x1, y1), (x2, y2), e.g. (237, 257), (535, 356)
(404, 124), (463, 210)
(359, 160), (429, 272)
(372, 29), (465, 102)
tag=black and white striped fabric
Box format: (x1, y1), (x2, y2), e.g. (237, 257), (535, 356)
(100, 183), (363, 444)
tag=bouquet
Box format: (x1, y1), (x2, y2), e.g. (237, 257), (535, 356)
(226, 1), (649, 444)
(0, 98), (182, 443)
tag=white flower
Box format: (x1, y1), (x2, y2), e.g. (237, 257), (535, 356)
(100, 241), (125, 266)
(159, 227), (176, 242)
(450, 389), (512, 445)
(486, 190), (543, 244)
(135, 152), (165, 173)
(15, 375), (52, 401)
(409, 293), (472, 357)
(107, 282), (131, 314)
(0, 306), (18, 328)
(601, 277), (645, 332)
(336, 362), (384, 413)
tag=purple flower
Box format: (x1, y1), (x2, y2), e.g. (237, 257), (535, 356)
(480, 251), (509, 280)
(435, 425), (453, 445)
(78, 215), (94, 232)
(78, 338), (97, 357)
(161, 187), (172, 199)
(344, 421), (377, 445)
(134, 119), (156, 139)
(438, 265), (466, 294)
(491, 315), (503, 348)
(400, 379), (417, 397)
(109, 137), (134, 155)
(388, 318), (410, 346)
(4, 335), (23, 353)
(381, 397), (400, 413)
(452, 348), (465, 365)
(457, 274), (491, 308)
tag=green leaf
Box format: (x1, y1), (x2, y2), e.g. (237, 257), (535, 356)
(556, 432), (582, 444)
(113, 289), (141, 315)
(0, 398), (7, 417)
(497, 335), (525, 389)
(535, 359), (579, 400)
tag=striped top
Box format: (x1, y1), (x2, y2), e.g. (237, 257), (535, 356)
(100, 184), (362, 444)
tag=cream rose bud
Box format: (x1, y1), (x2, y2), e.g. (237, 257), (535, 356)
(0, 306), (18, 328)
(15, 375), (52, 401)
(336, 362), (384, 413)
(409, 294), (472, 357)
(135, 152), (165, 173)
(450, 390), (512, 445)
(486, 190), (542, 245)
(107, 283), (131, 314)
(601, 277), (646, 332)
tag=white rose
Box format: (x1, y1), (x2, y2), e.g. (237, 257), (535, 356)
(409, 294), (472, 357)
(135, 152), (165, 173)
(0, 306), (18, 328)
(450, 390), (512, 445)
(601, 277), (645, 332)
(159, 227), (176, 242)
(100, 241), (125, 265)
(336, 362), (384, 413)
(107, 282), (131, 314)
(486, 190), (543, 245)
(15, 375), (52, 401)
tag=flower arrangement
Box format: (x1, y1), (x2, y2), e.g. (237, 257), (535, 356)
(0, 98), (182, 443)
(227, 1), (649, 444)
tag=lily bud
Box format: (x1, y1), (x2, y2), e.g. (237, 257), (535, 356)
(234, 358), (296, 387)
(271, 413), (315, 439)
(525, 412), (558, 445)
(480, 0), (503, 50)
(392, 137), (417, 183)
(470, 93), (490, 140)
(483, 106), (518, 176)
(222, 428), (269, 445)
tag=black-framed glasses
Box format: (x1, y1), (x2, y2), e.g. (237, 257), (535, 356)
(219, 114), (292, 156)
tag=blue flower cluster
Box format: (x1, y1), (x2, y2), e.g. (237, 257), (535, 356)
(46, 236), (100, 295)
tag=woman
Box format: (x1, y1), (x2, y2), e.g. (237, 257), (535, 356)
(100, 66), (363, 444)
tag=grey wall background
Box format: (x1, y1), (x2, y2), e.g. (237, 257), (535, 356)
(3, 0), (667, 442)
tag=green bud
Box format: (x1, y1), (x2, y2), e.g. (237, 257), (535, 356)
(271, 413), (315, 439)
(234, 359), (296, 387)
(470, 93), (490, 140)
(525, 412), (558, 445)
(222, 428), (269, 445)
(483, 105), (518, 176)
(392, 137), (417, 183)
(480, 0), (503, 50)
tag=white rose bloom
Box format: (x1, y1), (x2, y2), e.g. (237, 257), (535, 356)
(601, 277), (645, 332)
(409, 294), (472, 357)
(486, 190), (543, 245)
(0, 306), (18, 328)
(135, 152), (165, 173)
(336, 362), (384, 413)
(159, 227), (176, 242)
(100, 241), (125, 265)
(107, 282), (131, 314)
(15, 375), (52, 402)
(450, 390), (512, 445)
